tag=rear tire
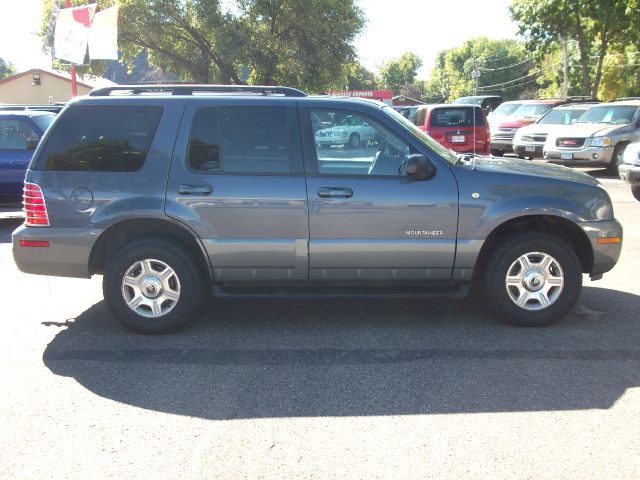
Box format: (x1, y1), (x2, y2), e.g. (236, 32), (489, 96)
(103, 238), (203, 334)
(491, 148), (505, 157)
(483, 232), (582, 326)
(348, 133), (360, 149)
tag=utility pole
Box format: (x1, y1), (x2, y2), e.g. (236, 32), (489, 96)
(471, 58), (480, 96)
(65, 0), (78, 97)
(561, 35), (569, 97)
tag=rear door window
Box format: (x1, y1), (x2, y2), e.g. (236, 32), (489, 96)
(188, 106), (290, 174)
(38, 105), (163, 171)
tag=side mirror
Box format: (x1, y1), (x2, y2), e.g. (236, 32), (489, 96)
(406, 154), (436, 180)
(26, 136), (40, 150)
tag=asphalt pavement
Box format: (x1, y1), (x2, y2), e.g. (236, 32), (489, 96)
(0, 169), (638, 480)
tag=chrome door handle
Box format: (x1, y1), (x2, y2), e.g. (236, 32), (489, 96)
(317, 187), (353, 198)
(177, 184), (212, 195)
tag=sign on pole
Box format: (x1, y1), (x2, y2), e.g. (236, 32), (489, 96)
(89, 6), (119, 60)
(53, 4), (97, 64)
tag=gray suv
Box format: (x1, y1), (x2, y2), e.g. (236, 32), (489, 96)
(12, 85), (623, 333)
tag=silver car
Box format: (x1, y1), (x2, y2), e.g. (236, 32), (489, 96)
(543, 101), (640, 173)
(618, 141), (640, 200)
(512, 104), (594, 159)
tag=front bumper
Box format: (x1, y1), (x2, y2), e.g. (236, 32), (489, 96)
(12, 224), (102, 278)
(578, 219), (623, 277)
(618, 163), (640, 186)
(544, 145), (614, 167)
(513, 143), (544, 158)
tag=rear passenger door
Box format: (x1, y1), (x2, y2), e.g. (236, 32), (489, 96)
(165, 99), (309, 282)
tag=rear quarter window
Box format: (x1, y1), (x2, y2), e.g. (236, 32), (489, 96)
(38, 105), (163, 171)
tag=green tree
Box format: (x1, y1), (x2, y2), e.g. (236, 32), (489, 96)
(379, 52), (422, 95)
(425, 38), (530, 102)
(0, 58), (16, 79)
(510, 0), (636, 98)
(41, 0), (364, 92)
(336, 62), (379, 90)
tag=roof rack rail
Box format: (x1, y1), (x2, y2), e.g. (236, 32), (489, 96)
(88, 84), (308, 97)
(611, 96), (640, 102)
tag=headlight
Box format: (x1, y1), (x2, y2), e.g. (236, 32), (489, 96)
(591, 136), (611, 147)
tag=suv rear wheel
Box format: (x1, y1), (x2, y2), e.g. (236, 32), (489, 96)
(483, 232), (582, 326)
(103, 238), (203, 333)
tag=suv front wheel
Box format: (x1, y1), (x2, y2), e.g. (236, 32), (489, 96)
(483, 232), (582, 326)
(103, 238), (203, 333)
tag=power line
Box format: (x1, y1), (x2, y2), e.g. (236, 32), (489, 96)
(479, 57), (533, 72)
(476, 63), (562, 90)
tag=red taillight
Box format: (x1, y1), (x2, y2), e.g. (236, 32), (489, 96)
(19, 240), (49, 247)
(23, 182), (50, 227)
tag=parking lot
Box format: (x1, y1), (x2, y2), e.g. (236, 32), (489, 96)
(0, 169), (638, 479)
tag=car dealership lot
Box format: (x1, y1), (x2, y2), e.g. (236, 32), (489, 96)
(0, 171), (638, 480)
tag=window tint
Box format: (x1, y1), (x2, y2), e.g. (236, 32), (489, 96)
(429, 107), (485, 127)
(31, 114), (55, 133)
(0, 119), (37, 150)
(188, 106), (290, 174)
(40, 105), (162, 171)
(312, 108), (412, 176)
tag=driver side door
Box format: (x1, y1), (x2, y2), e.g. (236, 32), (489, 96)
(301, 106), (459, 281)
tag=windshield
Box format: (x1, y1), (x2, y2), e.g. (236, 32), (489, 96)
(453, 97), (482, 105)
(382, 106), (458, 165)
(513, 103), (553, 118)
(492, 102), (522, 116)
(537, 107), (590, 125)
(32, 114), (55, 132)
(578, 105), (638, 124)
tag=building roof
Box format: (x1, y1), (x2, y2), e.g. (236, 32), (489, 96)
(0, 68), (117, 89)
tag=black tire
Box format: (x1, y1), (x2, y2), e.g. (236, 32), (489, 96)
(103, 238), (203, 334)
(483, 232), (582, 327)
(516, 152), (525, 159)
(348, 133), (360, 149)
(632, 186), (640, 202)
(606, 144), (626, 175)
(491, 148), (504, 157)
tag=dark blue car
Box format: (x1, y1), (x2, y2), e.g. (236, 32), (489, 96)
(0, 111), (56, 202)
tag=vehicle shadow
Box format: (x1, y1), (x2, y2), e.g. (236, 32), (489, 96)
(42, 286), (640, 419)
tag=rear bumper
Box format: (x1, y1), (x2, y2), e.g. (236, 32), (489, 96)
(12, 224), (102, 278)
(618, 163), (640, 186)
(577, 219), (623, 277)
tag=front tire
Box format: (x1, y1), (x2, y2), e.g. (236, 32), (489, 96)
(607, 144), (626, 175)
(483, 232), (582, 326)
(491, 148), (505, 157)
(632, 186), (640, 201)
(103, 238), (203, 334)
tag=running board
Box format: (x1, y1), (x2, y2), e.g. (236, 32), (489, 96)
(212, 284), (470, 299)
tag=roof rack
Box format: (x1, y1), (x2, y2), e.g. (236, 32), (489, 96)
(611, 96), (640, 102)
(88, 84), (308, 97)
(0, 104), (65, 113)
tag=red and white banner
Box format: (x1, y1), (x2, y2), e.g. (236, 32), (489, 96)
(54, 4), (97, 64)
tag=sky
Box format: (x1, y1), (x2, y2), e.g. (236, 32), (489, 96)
(0, 0), (519, 79)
